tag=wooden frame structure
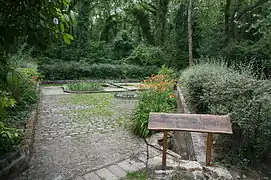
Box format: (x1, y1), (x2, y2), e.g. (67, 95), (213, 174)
(148, 112), (232, 169)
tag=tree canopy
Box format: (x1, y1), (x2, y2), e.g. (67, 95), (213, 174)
(0, 0), (270, 76)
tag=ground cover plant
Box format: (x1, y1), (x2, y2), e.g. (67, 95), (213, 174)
(64, 82), (103, 91)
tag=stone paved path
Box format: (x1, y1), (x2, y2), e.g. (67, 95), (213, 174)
(18, 86), (148, 180)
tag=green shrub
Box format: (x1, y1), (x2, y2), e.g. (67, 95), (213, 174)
(65, 82), (103, 91)
(131, 75), (176, 138)
(39, 61), (159, 80)
(0, 90), (16, 121)
(124, 44), (165, 66)
(5, 68), (38, 110)
(0, 51), (39, 153)
(180, 62), (271, 166)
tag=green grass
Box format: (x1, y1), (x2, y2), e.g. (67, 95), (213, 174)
(58, 93), (113, 117)
(122, 171), (148, 180)
(64, 82), (103, 91)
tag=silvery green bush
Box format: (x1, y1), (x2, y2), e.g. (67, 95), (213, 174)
(180, 62), (271, 166)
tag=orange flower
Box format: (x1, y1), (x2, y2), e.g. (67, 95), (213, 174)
(169, 93), (176, 99)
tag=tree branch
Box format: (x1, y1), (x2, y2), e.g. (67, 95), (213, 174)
(236, 0), (270, 20)
(139, 2), (157, 16)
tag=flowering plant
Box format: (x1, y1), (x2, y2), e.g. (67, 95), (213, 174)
(131, 74), (177, 137)
(139, 74), (176, 99)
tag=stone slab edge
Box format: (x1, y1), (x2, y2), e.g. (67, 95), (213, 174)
(62, 86), (137, 94)
(175, 85), (205, 163)
(0, 83), (40, 180)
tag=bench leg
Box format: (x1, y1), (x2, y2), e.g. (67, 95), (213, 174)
(162, 131), (168, 170)
(206, 132), (213, 166)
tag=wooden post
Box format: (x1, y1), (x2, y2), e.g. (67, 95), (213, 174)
(162, 131), (168, 170)
(206, 132), (213, 166)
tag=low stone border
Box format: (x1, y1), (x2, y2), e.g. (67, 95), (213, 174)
(62, 86), (137, 94)
(114, 92), (138, 99)
(174, 85), (206, 164)
(0, 84), (40, 180)
(61, 82), (145, 94)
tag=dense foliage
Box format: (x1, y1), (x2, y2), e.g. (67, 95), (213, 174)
(0, 65), (39, 153)
(0, 0), (73, 153)
(39, 61), (158, 80)
(0, 46), (39, 154)
(35, 0), (271, 79)
(180, 62), (271, 167)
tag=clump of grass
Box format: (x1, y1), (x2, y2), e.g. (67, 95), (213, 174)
(123, 171), (148, 180)
(65, 82), (103, 91)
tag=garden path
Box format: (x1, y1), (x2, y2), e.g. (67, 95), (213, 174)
(17, 86), (147, 180)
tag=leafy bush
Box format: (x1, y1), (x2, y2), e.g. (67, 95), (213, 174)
(0, 122), (22, 153)
(124, 44), (165, 66)
(65, 82), (103, 91)
(39, 61), (159, 80)
(5, 68), (38, 109)
(0, 90), (16, 121)
(180, 62), (271, 166)
(158, 65), (177, 81)
(0, 51), (39, 153)
(131, 75), (176, 137)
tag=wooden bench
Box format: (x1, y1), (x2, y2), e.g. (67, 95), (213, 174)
(148, 112), (232, 169)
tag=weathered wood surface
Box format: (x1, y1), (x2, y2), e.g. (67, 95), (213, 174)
(206, 133), (213, 166)
(148, 113), (232, 134)
(162, 131), (168, 170)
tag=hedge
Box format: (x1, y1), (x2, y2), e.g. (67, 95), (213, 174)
(39, 60), (159, 80)
(180, 62), (271, 166)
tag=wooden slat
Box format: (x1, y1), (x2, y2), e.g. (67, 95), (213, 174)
(162, 131), (168, 170)
(206, 133), (213, 166)
(148, 113), (232, 134)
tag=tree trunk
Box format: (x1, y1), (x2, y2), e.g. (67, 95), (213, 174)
(154, 0), (170, 46)
(225, 0), (231, 45)
(187, 0), (193, 66)
(130, 7), (155, 45)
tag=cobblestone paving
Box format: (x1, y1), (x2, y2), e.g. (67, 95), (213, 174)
(18, 87), (147, 180)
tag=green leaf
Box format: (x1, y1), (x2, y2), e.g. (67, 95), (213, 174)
(63, 33), (71, 44)
(64, 14), (70, 22)
(70, 10), (76, 23)
(60, 23), (64, 32)
(66, 33), (74, 40)
(6, 131), (12, 139)
(39, 12), (46, 20)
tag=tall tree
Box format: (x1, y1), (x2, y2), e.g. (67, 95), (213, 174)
(128, 7), (155, 45)
(187, 0), (193, 65)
